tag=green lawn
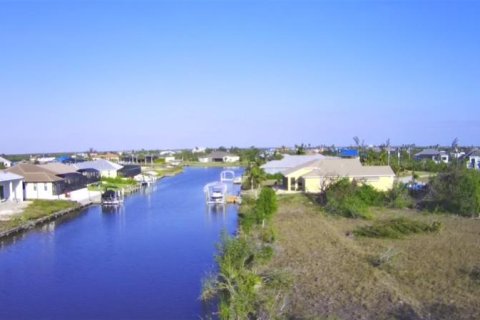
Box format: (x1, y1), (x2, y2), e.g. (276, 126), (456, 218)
(0, 200), (78, 233)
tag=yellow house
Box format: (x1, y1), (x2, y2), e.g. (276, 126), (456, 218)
(282, 158), (395, 193)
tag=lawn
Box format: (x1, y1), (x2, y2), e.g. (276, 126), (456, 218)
(268, 194), (480, 319)
(0, 200), (78, 233)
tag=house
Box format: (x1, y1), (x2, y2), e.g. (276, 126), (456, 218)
(261, 154), (326, 174)
(39, 163), (88, 193)
(465, 149), (480, 170)
(339, 149), (360, 158)
(0, 156), (12, 168)
(118, 164), (141, 178)
(204, 151), (240, 163)
(414, 149), (449, 163)
(73, 159), (123, 178)
(282, 158), (395, 193)
(0, 171), (24, 202)
(192, 147), (206, 153)
(94, 152), (120, 162)
(160, 150), (176, 156)
(5, 163), (65, 200)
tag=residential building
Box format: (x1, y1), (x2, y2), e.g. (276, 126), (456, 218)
(39, 163), (88, 193)
(73, 159), (123, 178)
(0, 156), (12, 168)
(465, 149), (480, 170)
(414, 149), (449, 163)
(118, 165), (142, 178)
(192, 147), (206, 153)
(5, 163), (65, 200)
(0, 171), (24, 202)
(261, 154), (326, 174)
(202, 151), (240, 163)
(282, 158), (395, 193)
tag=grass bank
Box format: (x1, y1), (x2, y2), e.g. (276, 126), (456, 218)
(0, 200), (78, 233)
(183, 161), (242, 168)
(267, 194), (480, 319)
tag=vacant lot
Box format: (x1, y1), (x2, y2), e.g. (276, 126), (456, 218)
(270, 194), (480, 320)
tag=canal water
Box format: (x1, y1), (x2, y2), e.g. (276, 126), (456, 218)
(0, 167), (242, 319)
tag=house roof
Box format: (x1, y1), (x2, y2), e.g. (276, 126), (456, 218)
(261, 154), (326, 173)
(39, 163), (78, 175)
(0, 170), (24, 182)
(0, 156), (12, 164)
(284, 158), (395, 179)
(465, 149), (480, 158)
(73, 159), (123, 172)
(208, 151), (238, 158)
(5, 163), (63, 182)
(414, 149), (445, 157)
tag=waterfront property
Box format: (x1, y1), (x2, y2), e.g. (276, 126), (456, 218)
(465, 149), (480, 170)
(0, 171), (24, 202)
(73, 159), (123, 178)
(6, 163), (65, 200)
(260, 154), (326, 174)
(282, 158), (395, 192)
(199, 151), (240, 163)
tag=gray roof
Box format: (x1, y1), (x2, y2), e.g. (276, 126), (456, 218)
(261, 154), (326, 174)
(284, 158), (395, 178)
(5, 163), (63, 182)
(208, 151), (238, 158)
(466, 149), (480, 158)
(414, 149), (445, 157)
(73, 159), (123, 172)
(0, 170), (24, 182)
(39, 163), (78, 175)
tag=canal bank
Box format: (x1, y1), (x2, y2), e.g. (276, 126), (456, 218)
(0, 167), (242, 319)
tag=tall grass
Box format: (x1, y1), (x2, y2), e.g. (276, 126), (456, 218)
(354, 217), (442, 239)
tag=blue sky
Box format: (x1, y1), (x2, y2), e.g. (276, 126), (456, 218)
(1, 1), (479, 153)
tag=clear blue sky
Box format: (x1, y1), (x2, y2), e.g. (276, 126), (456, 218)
(1, 1), (479, 153)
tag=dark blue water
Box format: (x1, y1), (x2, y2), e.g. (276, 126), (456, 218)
(0, 167), (241, 319)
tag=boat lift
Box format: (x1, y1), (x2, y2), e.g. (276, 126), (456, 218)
(203, 182), (228, 205)
(220, 170), (235, 182)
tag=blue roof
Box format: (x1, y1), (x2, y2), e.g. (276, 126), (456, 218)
(340, 149), (359, 157)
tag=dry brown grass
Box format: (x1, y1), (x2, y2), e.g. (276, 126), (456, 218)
(269, 194), (480, 320)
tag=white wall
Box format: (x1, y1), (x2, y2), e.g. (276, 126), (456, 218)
(100, 170), (118, 178)
(0, 179), (23, 202)
(24, 182), (58, 200)
(224, 156), (240, 163)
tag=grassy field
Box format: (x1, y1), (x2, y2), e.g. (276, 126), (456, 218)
(0, 200), (78, 233)
(268, 194), (480, 319)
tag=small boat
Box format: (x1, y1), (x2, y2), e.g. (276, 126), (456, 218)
(233, 176), (242, 184)
(101, 190), (124, 206)
(204, 182), (227, 205)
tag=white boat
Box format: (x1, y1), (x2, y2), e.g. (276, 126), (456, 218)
(101, 190), (124, 206)
(233, 176), (242, 184)
(204, 182), (227, 205)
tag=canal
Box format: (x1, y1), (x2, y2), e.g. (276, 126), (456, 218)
(0, 167), (242, 319)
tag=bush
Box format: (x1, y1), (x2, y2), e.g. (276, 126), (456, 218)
(354, 218), (442, 239)
(385, 183), (413, 209)
(426, 166), (480, 216)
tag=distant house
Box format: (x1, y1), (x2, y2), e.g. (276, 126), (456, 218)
(56, 155), (76, 164)
(204, 151), (240, 163)
(414, 149), (449, 163)
(339, 149), (359, 158)
(118, 164), (141, 178)
(6, 163), (65, 200)
(35, 157), (56, 164)
(0, 171), (24, 202)
(465, 149), (480, 170)
(192, 147), (206, 153)
(73, 160), (123, 178)
(282, 158), (395, 193)
(94, 153), (120, 163)
(0, 156), (12, 168)
(261, 154), (326, 174)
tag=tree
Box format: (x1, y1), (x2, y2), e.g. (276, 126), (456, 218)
(295, 143), (306, 155)
(255, 187), (278, 227)
(245, 163), (266, 191)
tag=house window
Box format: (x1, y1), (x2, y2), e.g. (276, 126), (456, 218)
(33, 183), (37, 191)
(290, 177), (296, 191)
(44, 183), (48, 191)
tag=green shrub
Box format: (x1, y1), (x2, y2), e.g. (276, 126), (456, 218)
(426, 166), (480, 216)
(260, 226), (276, 243)
(385, 183), (413, 209)
(354, 218), (442, 239)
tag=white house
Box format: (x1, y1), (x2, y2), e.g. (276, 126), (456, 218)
(192, 147), (206, 153)
(0, 171), (24, 202)
(205, 151), (240, 163)
(414, 149), (449, 164)
(0, 156), (12, 168)
(465, 149), (480, 170)
(5, 163), (65, 200)
(73, 159), (123, 178)
(261, 154), (326, 174)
